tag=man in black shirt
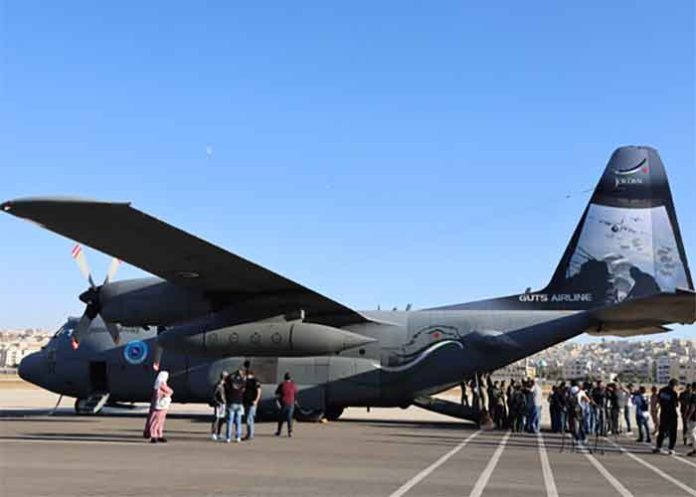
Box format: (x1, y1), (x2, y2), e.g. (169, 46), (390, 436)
(243, 369), (262, 441)
(591, 381), (607, 436)
(686, 382), (696, 457)
(653, 379), (679, 455)
(224, 370), (246, 443)
(678, 383), (692, 446)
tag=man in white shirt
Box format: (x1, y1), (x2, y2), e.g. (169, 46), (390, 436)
(531, 379), (543, 434)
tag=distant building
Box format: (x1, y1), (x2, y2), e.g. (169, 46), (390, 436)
(562, 358), (594, 380)
(492, 358), (537, 381)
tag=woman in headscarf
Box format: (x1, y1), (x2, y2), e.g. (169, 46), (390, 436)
(143, 371), (174, 443)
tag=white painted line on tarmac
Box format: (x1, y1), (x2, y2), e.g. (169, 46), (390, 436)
(583, 451), (634, 497)
(632, 439), (696, 469)
(672, 455), (696, 469)
(388, 429), (482, 497)
(537, 433), (558, 497)
(468, 430), (511, 497)
(604, 438), (696, 496)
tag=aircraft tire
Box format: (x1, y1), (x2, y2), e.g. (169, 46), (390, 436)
(294, 407), (325, 422)
(324, 406), (344, 421)
(74, 398), (102, 415)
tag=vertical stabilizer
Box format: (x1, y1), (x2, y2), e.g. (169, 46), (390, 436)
(543, 146), (693, 307)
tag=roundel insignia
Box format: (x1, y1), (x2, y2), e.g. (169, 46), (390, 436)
(123, 340), (149, 365)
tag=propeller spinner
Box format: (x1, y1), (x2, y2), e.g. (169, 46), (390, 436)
(70, 244), (122, 349)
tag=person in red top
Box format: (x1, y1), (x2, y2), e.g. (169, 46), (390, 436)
(275, 371), (298, 437)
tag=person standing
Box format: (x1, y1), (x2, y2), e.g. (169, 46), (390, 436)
(509, 383), (526, 433)
(678, 383), (692, 446)
(243, 369), (262, 441)
(649, 385), (660, 435)
(653, 379), (679, 455)
(211, 371), (228, 441)
(499, 380), (509, 428)
(225, 370), (246, 443)
(632, 386), (651, 444)
(568, 385), (584, 444)
(623, 383), (634, 435)
(685, 382), (696, 457)
(530, 379), (543, 434)
(275, 371), (298, 437)
(591, 380), (607, 436)
(459, 381), (469, 407)
(144, 371), (173, 443)
(607, 383), (620, 434)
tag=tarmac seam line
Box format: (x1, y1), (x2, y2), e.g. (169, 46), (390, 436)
(537, 433), (558, 497)
(388, 429), (482, 497)
(468, 430), (511, 497)
(604, 438), (696, 496)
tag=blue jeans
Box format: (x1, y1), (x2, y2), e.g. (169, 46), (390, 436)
(276, 405), (294, 435)
(582, 405), (592, 439)
(559, 411), (568, 434)
(636, 414), (651, 442)
(532, 406), (542, 433)
(226, 403), (244, 441)
(245, 403), (257, 439)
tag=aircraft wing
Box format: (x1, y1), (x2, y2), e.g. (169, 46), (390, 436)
(2, 197), (370, 327)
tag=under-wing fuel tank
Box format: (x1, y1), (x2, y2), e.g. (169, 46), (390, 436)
(158, 321), (375, 357)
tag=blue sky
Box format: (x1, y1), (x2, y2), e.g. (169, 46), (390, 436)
(1, 2), (694, 341)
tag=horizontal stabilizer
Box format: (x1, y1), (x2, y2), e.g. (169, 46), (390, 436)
(412, 396), (480, 422)
(588, 289), (695, 336)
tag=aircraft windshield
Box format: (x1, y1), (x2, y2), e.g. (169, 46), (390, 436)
(53, 321), (76, 338)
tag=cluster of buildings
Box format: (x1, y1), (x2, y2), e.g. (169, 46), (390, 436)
(514, 338), (696, 385)
(0, 328), (52, 371)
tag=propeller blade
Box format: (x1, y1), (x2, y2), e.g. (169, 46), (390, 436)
(71, 311), (93, 350)
(105, 321), (121, 344)
(71, 244), (96, 289)
(104, 258), (121, 285)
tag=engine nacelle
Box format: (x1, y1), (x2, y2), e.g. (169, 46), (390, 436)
(158, 321), (375, 357)
(99, 277), (212, 326)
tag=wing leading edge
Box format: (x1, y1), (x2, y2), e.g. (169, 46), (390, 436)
(1, 197), (369, 328)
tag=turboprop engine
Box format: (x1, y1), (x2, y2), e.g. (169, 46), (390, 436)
(157, 320), (376, 357)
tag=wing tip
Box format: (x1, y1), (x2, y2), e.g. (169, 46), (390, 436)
(2, 196), (131, 214)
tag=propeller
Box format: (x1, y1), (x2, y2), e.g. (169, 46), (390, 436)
(70, 244), (122, 349)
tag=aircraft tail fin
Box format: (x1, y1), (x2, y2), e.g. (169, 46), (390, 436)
(542, 146), (693, 308)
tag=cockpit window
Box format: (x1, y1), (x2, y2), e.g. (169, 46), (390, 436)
(53, 322), (76, 338)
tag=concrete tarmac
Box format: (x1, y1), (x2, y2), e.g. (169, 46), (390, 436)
(1, 408), (695, 497)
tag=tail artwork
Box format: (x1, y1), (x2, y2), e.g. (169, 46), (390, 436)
(543, 145), (693, 308)
(436, 146), (695, 325)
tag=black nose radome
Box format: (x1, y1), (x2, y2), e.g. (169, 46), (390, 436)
(18, 352), (42, 386)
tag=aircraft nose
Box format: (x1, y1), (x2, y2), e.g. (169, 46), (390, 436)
(18, 352), (42, 386)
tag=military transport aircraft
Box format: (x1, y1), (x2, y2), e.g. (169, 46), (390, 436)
(3, 146), (694, 420)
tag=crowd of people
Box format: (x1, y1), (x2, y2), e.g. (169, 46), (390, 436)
(143, 361), (299, 444)
(460, 376), (544, 433)
(460, 375), (696, 456)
